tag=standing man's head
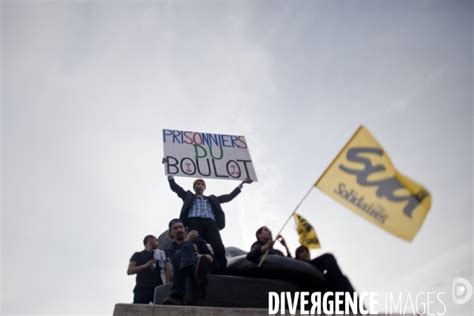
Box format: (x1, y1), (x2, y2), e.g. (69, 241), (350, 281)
(143, 235), (158, 250)
(255, 226), (272, 242)
(193, 179), (206, 195)
(295, 245), (310, 261)
(168, 218), (186, 242)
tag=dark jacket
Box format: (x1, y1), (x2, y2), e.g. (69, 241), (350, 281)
(246, 240), (287, 264)
(168, 178), (241, 230)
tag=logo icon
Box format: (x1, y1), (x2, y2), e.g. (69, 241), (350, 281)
(452, 277), (472, 304)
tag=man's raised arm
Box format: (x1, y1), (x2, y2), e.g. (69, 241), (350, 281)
(163, 158), (186, 199)
(217, 177), (253, 203)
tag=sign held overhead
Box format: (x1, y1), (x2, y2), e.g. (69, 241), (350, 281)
(163, 129), (258, 181)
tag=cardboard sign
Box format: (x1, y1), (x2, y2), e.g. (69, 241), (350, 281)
(163, 129), (258, 181)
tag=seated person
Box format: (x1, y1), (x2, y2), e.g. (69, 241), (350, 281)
(163, 219), (214, 305)
(246, 226), (291, 264)
(295, 245), (355, 293)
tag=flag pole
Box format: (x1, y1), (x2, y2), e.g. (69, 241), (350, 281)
(257, 184), (314, 267)
(258, 125), (364, 267)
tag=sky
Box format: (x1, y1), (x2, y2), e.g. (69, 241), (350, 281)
(1, 0), (473, 315)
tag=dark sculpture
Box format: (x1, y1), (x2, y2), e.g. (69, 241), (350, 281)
(153, 246), (327, 307)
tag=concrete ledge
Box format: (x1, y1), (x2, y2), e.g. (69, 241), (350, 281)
(113, 304), (410, 316)
(113, 303), (269, 316)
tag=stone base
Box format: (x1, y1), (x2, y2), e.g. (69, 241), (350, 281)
(113, 304), (269, 316)
(113, 303), (411, 316)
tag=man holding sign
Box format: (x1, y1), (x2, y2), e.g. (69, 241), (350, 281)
(162, 161), (252, 273)
(162, 129), (256, 272)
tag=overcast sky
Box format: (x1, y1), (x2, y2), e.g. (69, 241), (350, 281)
(1, 1), (472, 315)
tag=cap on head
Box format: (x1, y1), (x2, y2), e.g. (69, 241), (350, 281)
(193, 179), (206, 189)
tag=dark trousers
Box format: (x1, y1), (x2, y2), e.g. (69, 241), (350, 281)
(133, 287), (155, 304)
(187, 217), (227, 273)
(170, 241), (197, 298)
(310, 253), (355, 293)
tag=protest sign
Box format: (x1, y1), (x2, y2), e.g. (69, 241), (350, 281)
(163, 129), (258, 181)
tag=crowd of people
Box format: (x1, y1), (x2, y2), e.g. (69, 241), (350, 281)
(127, 164), (355, 305)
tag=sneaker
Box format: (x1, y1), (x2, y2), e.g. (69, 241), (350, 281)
(163, 294), (183, 305)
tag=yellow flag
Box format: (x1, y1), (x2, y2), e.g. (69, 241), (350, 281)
(315, 126), (431, 241)
(294, 213), (321, 249)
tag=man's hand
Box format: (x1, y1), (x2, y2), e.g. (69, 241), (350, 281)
(262, 239), (274, 253)
(145, 259), (156, 268)
(276, 234), (287, 247)
(186, 230), (199, 242)
(238, 177), (253, 189)
(243, 177), (253, 184)
(276, 234), (291, 257)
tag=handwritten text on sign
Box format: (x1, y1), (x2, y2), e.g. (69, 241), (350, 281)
(163, 129), (258, 181)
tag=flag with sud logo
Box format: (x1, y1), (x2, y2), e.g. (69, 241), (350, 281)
(315, 126), (431, 241)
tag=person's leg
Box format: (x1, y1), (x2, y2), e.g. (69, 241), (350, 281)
(144, 288), (155, 304)
(311, 253), (357, 313)
(181, 255), (211, 304)
(186, 217), (225, 273)
(163, 250), (187, 305)
(181, 265), (198, 305)
(311, 253), (355, 292)
(132, 288), (142, 304)
(133, 288), (152, 304)
(179, 241), (198, 270)
(195, 255), (211, 297)
(169, 250), (186, 299)
(186, 218), (206, 236)
(168, 243), (201, 305)
(203, 220), (226, 273)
